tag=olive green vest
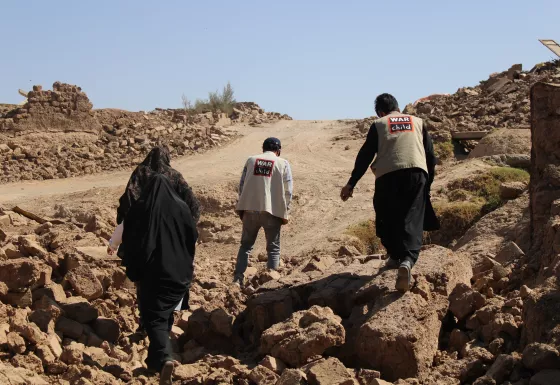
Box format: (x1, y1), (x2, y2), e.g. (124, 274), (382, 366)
(371, 112), (428, 179)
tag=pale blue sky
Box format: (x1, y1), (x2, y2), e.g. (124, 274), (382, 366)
(1, 0), (558, 119)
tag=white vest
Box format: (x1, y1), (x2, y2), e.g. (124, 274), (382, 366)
(236, 152), (290, 219)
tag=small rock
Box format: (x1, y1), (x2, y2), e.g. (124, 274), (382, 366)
(520, 285), (533, 299)
(259, 355), (287, 375)
(210, 308), (234, 337)
(449, 329), (470, 353)
(0, 258), (52, 291)
(18, 235), (48, 258)
(60, 297), (99, 323)
(7, 331), (26, 354)
(306, 357), (355, 385)
(56, 316), (84, 339)
(92, 317), (120, 343)
(354, 368), (381, 384)
(495, 242), (524, 266)
(258, 252), (268, 262)
(500, 182), (527, 200)
(260, 306), (345, 367)
(249, 365), (280, 385)
(277, 369), (307, 385)
(522, 343), (560, 371)
(11, 353), (44, 374)
(338, 245), (361, 257)
(35, 344), (56, 365)
(65, 265), (103, 300)
(61, 343), (85, 365)
(449, 283), (487, 320)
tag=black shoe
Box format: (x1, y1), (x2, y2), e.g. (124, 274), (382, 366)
(159, 361), (175, 385)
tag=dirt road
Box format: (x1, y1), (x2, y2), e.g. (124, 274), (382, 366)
(0, 120), (377, 256)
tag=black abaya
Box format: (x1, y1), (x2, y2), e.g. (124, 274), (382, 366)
(122, 173), (198, 371)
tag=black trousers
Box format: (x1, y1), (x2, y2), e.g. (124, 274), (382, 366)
(373, 168), (427, 265)
(138, 282), (182, 372)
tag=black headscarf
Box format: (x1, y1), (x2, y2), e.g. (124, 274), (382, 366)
(122, 174), (198, 296)
(117, 146), (201, 224)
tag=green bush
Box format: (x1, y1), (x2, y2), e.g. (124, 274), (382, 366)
(447, 167), (529, 204)
(183, 82), (236, 115)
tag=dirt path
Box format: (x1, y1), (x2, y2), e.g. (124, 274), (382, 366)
(0, 120), (377, 256)
(0, 120), (492, 259)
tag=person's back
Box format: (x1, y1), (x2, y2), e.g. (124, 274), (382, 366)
(340, 93), (438, 293)
(237, 150), (291, 220)
(121, 174), (198, 383)
(233, 137), (293, 286)
(370, 112), (428, 180)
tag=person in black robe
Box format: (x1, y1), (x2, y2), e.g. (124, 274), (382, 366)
(117, 145), (201, 225)
(115, 146), (201, 334)
(122, 173), (198, 384)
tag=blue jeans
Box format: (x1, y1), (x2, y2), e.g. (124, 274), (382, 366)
(234, 212), (282, 281)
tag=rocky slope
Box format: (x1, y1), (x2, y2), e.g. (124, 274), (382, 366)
(351, 61), (559, 159)
(0, 76), (559, 384)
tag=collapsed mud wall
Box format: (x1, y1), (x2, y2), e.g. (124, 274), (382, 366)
(529, 82), (560, 272)
(0, 83), (292, 184)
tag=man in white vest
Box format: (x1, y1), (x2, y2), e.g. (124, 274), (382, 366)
(234, 137), (293, 286)
(340, 93), (438, 293)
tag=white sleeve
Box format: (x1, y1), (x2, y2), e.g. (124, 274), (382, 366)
(109, 222), (124, 250)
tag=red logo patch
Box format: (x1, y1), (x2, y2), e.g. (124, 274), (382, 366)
(254, 159), (274, 177)
(388, 116), (414, 134)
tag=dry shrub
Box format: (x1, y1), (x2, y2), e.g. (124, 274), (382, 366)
(434, 141), (454, 161)
(429, 166), (530, 246)
(428, 201), (483, 246)
(345, 220), (384, 254)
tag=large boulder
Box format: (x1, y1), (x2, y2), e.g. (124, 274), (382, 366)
(355, 246), (472, 381)
(260, 306), (345, 367)
(0, 259), (52, 291)
(65, 265), (103, 300)
(248, 245), (471, 382)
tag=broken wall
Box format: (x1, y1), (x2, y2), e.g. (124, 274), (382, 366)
(529, 82), (560, 272)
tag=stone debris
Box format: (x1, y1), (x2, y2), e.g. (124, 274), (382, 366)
(0, 83), (292, 183)
(0, 62), (560, 385)
(260, 305), (346, 367)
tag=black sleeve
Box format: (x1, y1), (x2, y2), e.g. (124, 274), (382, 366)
(347, 123), (378, 188)
(422, 122), (437, 187)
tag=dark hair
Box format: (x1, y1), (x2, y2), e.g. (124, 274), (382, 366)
(263, 137), (281, 152)
(375, 93), (399, 116)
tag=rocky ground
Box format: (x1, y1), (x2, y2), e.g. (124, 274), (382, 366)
(0, 65), (559, 385)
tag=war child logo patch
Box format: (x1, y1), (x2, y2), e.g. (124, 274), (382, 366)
(254, 158), (275, 177)
(388, 116), (414, 134)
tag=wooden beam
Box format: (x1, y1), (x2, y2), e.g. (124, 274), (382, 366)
(451, 131), (489, 140)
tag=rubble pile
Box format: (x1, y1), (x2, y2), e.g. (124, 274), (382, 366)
(352, 61), (560, 147)
(0, 83), (292, 183)
(1, 78), (560, 384)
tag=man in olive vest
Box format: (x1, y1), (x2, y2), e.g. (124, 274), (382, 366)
(234, 137), (293, 286)
(340, 93), (437, 292)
